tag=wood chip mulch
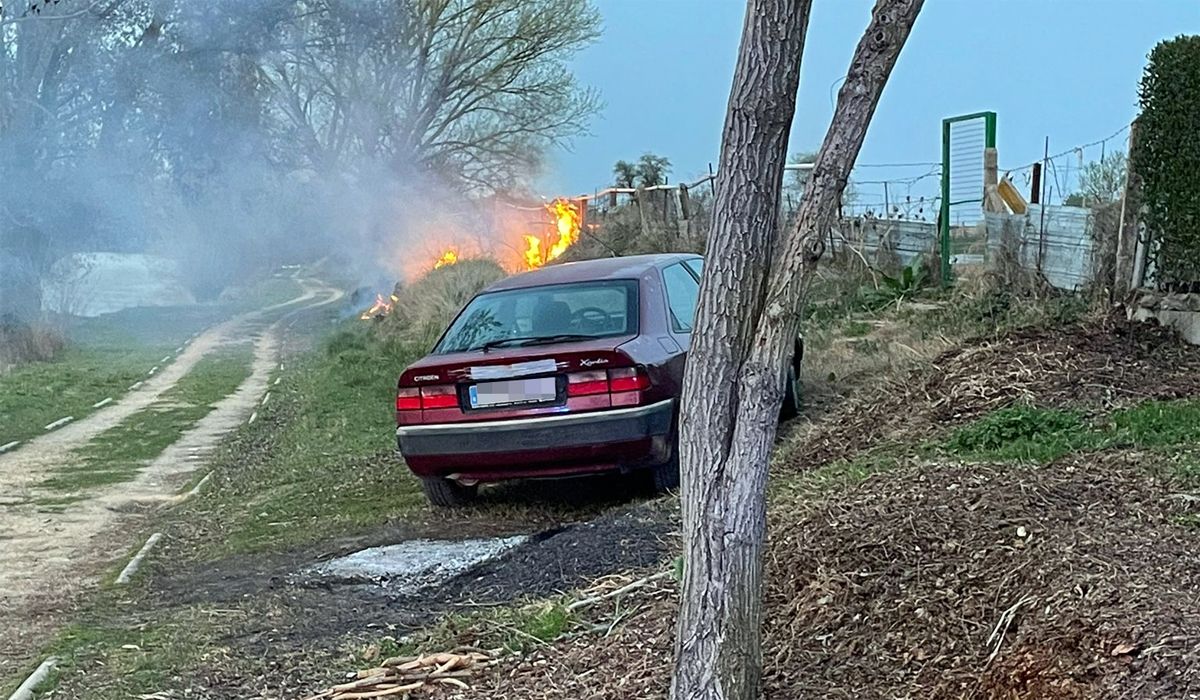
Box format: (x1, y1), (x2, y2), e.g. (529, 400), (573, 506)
(790, 314), (1200, 470)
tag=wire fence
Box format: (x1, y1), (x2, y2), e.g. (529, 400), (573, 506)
(503, 119), (1135, 293)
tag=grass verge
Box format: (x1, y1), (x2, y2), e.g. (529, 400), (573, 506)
(173, 324), (425, 558)
(0, 271), (307, 448)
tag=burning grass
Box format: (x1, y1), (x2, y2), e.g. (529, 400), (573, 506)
(371, 257), (507, 352)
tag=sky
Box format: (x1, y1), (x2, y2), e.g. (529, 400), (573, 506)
(542, 0), (1199, 210)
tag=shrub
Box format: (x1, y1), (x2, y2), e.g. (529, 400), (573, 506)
(0, 316), (66, 371)
(1133, 35), (1200, 290)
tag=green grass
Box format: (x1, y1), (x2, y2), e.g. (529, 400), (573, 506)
(771, 450), (904, 504)
(223, 273), (305, 310)
(0, 346), (165, 446)
(1175, 514), (1200, 529)
(943, 400), (1200, 464)
(40, 346), (254, 493)
(944, 406), (1096, 463)
(177, 324), (426, 557)
(9, 606), (218, 700)
(842, 320), (873, 338)
(0, 271), (305, 448)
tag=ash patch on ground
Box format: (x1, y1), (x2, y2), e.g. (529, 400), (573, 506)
(297, 536), (527, 591)
(149, 495), (677, 658)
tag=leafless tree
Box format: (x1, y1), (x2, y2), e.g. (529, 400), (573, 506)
(263, 0), (600, 191)
(672, 1), (924, 699)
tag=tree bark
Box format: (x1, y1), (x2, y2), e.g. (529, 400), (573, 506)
(671, 2), (924, 699)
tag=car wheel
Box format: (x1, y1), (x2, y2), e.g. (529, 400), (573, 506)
(420, 477), (478, 508)
(780, 364), (802, 420)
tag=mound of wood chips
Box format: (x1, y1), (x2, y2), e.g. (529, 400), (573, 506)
(303, 649), (497, 699)
(789, 314), (1200, 470)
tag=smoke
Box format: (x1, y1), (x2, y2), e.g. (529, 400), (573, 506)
(0, 0), (592, 321)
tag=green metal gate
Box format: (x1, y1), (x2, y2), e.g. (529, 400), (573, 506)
(939, 111), (997, 286)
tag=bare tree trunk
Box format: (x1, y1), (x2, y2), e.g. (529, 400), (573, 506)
(672, 2), (924, 699)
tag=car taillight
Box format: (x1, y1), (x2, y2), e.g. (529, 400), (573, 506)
(396, 385), (459, 410)
(608, 367), (650, 393)
(567, 370), (609, 397)
(419, 384), (459, 409)
(396, 387), (420, 411)
(566, 367), (651, 399)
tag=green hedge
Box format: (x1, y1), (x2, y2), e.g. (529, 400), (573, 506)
(1132, 35), (1200, 290)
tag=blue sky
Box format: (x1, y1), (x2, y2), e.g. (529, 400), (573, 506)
(542, 0), (1199, 207)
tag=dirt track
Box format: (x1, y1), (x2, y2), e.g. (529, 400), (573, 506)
(0, 275), (343, 677)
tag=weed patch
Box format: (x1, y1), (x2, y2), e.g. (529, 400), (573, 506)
(1110, 399), (1200, 446)
(944, 400), (1200, 464)
(944, 406), (1095, 462)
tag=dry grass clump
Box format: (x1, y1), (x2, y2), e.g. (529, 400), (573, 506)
(376, 257), (507, 351)
(0, 316), (66, 372)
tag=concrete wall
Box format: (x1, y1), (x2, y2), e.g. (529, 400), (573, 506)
(985, 204), (1096, 290)
(833, 217), (939, 268)
(1129, 290), (1200, 345)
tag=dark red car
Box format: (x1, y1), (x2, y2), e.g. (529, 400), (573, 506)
(395, 253), (803, 506)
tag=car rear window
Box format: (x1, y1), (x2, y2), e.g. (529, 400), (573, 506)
(434, 280), (640, 354)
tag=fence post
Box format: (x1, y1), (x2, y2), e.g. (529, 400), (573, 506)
(939, 118), (951, 287)
(636, 186), (651, 240)
(1114, 122), (1140, 294)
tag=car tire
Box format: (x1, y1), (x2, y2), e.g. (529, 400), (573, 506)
(780, 364), (802, 421)
(420, 477), (478, 508)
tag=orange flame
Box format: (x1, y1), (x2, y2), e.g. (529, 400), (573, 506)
(433, 249), (459, 269)
(524, 198), (581, 269)
(359, 293), (398, 321)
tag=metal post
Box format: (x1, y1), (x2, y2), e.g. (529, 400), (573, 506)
(1038, 136), (1049, 273)
(939, 118), (951, 287)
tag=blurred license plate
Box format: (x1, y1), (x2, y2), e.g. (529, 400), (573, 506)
(469, 377), (557, 408)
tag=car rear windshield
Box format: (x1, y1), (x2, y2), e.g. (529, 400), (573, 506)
(434, 279), (639, 354)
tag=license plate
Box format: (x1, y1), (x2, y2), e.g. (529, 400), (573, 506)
(468, 377), (557, 409)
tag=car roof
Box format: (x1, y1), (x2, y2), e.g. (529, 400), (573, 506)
(481, 253), (702, 293)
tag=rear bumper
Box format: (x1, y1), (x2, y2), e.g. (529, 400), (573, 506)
(397, 399), (674, 481)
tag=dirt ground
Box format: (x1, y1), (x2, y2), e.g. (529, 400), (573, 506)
(0, 275), (343, 680)
(20, 311), (1200, 700)
(453, 452), (1199, 700)
(433, 316), (1200, 700)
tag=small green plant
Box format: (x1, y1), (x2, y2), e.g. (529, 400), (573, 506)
(1173, 513), (1200, 529)
(1110, 400), (1200, 447)
(842, 320), (873, 338)
(864, 263), (929, 309)
(945, 406), (1094, 463)
(516, 603), (570, 645)
(945, 399), (1200, 465)
(1173, 458), (1200, 487)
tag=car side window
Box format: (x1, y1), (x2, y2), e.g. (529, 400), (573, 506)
(663, 263), (699, 333)
(684, 258), (703, 279)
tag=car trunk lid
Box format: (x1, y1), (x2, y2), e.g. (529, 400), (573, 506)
(397, 337), (648, 424)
